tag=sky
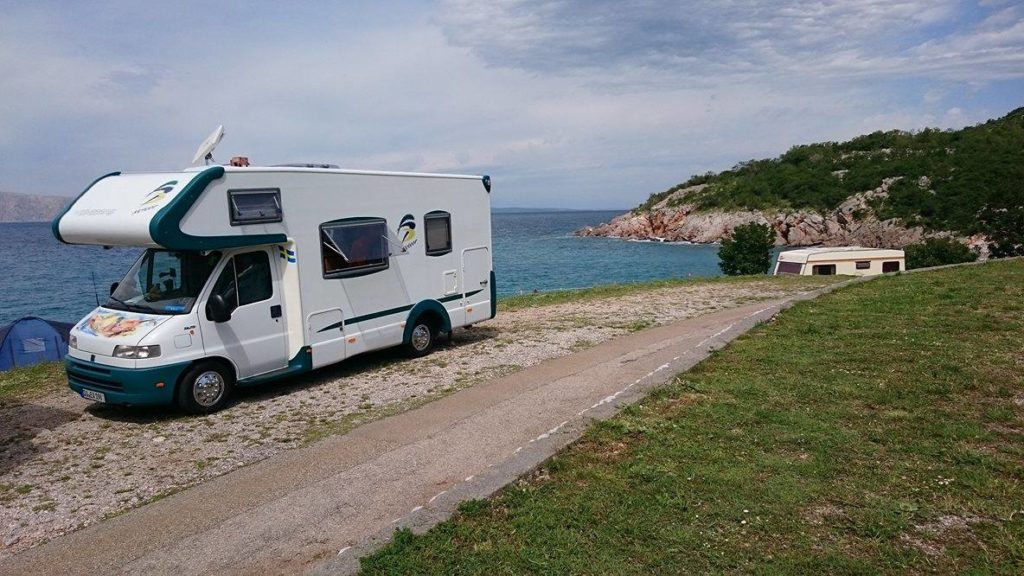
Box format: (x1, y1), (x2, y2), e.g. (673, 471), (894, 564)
(1, 0), (1022, 209)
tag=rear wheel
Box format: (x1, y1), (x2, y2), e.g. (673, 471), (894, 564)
(176, 361), (234, 414)
(405, 319), (437, 358)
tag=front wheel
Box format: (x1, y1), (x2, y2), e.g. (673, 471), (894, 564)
(404, 320), (437, 358)
(176, 362), (234, 414)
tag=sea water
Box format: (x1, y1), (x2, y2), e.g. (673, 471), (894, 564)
(0, 212), (724, 325)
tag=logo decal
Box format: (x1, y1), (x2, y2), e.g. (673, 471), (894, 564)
(397, 214), (417, 251)
(141, 180), (178, 207)
(131, 180), (178, 215)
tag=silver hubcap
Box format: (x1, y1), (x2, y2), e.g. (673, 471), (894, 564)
(193, 370), (225, 407)
(411, 324), (431, 351)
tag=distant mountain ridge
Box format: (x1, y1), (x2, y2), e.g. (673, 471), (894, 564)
(0, 191), (69, 223)
(579, 107), (1024, 255)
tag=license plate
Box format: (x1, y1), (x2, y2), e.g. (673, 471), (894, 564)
(81, 389), (106, 403)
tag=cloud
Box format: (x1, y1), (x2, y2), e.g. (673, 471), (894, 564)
(0, 1), (1020, 209)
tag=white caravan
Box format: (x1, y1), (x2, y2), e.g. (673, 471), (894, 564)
(54, 164), (494, 412)
(774, 247), (905, 276)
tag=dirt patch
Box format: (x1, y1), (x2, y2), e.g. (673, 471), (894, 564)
(0, 278), (834, 558)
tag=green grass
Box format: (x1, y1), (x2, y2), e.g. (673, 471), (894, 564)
(0, 361), (66, 404)
(498, 274), (838, 312)
(360, 260), (1024, 574)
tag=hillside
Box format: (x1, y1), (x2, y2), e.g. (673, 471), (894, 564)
(579, 107), (1024, 253)
(0, 191), (69, 223)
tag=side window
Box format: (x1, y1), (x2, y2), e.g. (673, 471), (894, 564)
(229, 189), (282, 225)
(321, 218), (389, 278)
(776, 261), (803, 275)
(855, 261), (871, 270)
(208, 251), (272, 318)
(812, 264), (836, 276)
(210, 259), (239, 317)
(882, 261), (900, 273)
(424, 211), (452, 256)
(235, 251), (272, 305)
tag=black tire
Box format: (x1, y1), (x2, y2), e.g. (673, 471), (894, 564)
(404, 318), (437, 358)
(176, 361), (234, 414)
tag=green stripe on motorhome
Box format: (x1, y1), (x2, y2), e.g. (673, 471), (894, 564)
(315, 290), (484, 333)
(149, 166), (288, 250)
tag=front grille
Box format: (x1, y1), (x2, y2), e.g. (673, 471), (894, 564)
(67, 360), (124, 392)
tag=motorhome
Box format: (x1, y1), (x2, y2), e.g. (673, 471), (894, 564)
(774, 247), (905, 276)
(53, 160), (494, 413)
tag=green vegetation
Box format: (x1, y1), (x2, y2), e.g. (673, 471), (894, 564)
(718, 222), (774, 275)
(361, 260), (1024, 574)
(905, 237), (979, 269)
(637, 107), (1024, 241)
(0, 361), (66, 404)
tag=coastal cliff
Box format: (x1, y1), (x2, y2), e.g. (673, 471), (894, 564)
(577, 178), (989, 255)
(578, 108), (1022, 257)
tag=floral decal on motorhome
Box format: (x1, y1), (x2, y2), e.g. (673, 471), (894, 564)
(77, 311), (159, 339)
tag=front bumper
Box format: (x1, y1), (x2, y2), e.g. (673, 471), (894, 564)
(66, 356), (189, 406)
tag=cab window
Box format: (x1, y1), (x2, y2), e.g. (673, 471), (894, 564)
(209, 251), (273, 317)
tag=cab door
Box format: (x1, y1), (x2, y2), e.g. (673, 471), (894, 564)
(199, 249), (288, 379)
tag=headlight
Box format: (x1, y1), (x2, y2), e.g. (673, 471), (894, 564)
(69, 334), (78, 349)
(112, 345), (161, 359)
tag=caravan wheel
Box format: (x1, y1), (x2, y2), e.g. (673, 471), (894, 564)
(177, 361), (234, 414)
(405, 320), (436, 358)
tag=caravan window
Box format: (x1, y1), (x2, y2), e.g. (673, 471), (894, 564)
(424, 211), (452, 256)
(229, 189), (282, 225)
(856, 261), (871, 270)
(320, 218), (389, 278)
(812, 264), (836, 275)
(776, 261), (803, 275)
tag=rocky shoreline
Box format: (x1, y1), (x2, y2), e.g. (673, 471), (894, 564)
(577, 179), (989, 256)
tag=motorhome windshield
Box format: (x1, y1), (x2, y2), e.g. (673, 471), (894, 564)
(107, 250), (221, 315)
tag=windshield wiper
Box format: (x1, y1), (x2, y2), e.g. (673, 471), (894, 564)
(106, 295), (153, 314)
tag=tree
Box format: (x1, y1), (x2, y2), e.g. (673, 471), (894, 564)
(980, 205), (1024, 258)
(719, 222), (774, 275)
(904, 237), (978, 269)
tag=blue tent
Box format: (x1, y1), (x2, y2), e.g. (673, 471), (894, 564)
(0, 317), (74, 371)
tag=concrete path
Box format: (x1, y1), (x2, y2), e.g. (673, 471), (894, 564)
(1, 284), (849, 576)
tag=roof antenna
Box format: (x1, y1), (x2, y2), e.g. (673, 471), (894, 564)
(191, 125), (225, 166)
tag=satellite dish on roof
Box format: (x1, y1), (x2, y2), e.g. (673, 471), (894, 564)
(191, 125), (225, 166)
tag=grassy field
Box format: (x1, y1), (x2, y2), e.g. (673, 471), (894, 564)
(0, 361), (66, 404)
(361, 260), (1024, 574)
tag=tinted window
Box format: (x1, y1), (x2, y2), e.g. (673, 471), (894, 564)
(321, 218), (389, 278)
(235, 251), (272, 305)
(208, 251), (272, 317)
(776, 261), (803, 275)
(229, 189), (282, 225)
(856, 261), (871, 270)
(882, 261), (900, 273)
(424, 211), (452, 256)
(812, 264), (836, 275)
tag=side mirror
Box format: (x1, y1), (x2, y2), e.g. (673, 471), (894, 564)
(206, 294), (232, 323)
(109, 282), (119, 295)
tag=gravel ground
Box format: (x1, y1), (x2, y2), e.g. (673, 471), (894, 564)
(0, 277), (839, 557)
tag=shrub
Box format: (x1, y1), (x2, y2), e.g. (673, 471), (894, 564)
(904, 237), (978, 269)
(719, 222), (775, 275)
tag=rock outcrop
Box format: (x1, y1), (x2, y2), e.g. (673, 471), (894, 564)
(577, 179), (989, 256)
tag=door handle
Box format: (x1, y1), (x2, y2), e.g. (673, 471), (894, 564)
(479, 280), (488, 286)
(270, 305), (282, 318)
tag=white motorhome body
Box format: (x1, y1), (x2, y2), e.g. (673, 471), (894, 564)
(774, 246), (905, 276)
(54, 165), (494, 411)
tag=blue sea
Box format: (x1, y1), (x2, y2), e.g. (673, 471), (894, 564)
(0, 212), (724, 325)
